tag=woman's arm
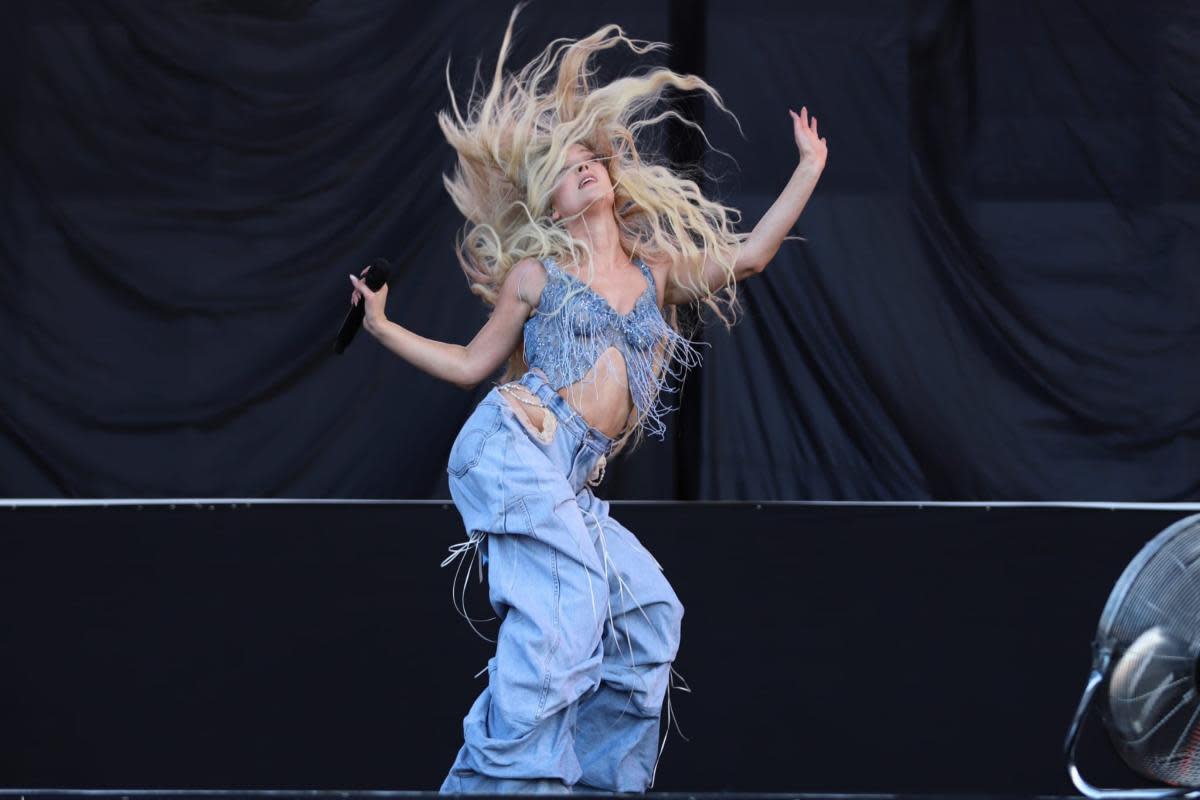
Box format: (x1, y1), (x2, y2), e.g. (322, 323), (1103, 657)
(351, 257), (545, 390)
(660, 106), (828, 306)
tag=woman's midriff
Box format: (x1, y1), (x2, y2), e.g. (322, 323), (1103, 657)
(501, 348), (635, 441)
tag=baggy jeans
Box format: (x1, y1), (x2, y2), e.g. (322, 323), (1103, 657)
(438, 368), (686, 794)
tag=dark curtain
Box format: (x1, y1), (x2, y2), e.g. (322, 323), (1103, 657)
(1, 0), (1197, 501)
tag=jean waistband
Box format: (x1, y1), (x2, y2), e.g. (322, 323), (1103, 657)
(517, 368), (614, 456)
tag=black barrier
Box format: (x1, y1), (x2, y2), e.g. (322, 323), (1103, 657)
(0, 502), (1193, 793)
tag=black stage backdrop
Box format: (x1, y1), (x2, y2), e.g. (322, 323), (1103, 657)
(1, 0), (1197, 501)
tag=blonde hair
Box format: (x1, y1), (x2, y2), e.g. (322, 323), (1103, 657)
(437, 1), (749, 458)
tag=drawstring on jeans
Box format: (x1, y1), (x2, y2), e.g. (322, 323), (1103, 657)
(440, 530), (496, 644)
(649, 664), (691, 788)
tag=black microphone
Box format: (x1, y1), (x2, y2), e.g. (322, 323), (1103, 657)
(334, 257), (391, 354)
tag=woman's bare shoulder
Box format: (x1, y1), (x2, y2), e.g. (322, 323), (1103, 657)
(507, 256), (550, 309)
(636, 251), (674, 309)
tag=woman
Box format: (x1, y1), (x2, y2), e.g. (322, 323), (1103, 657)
(349, 4), (827, 793)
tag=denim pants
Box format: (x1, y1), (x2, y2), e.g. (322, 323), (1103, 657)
(438, 369), (685, 794)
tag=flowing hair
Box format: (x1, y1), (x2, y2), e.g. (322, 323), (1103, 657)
(437, 1), (749, 458)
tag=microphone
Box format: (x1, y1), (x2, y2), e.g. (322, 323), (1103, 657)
(334, 257), (391, 354)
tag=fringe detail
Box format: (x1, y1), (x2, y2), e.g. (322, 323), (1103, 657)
(524, 257), (706, 441)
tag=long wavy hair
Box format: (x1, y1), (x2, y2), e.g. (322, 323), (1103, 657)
(437, 2), (749, 458)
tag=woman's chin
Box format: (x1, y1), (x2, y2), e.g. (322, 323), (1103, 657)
(574, 192), (614, 215)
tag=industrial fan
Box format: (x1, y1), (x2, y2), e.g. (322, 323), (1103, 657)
(1066, 512), (1200, 798)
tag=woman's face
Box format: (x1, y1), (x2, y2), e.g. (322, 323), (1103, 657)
(549, 143), (613, 222)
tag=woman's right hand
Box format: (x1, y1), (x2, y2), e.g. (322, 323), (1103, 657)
(348, 266), (389, 334)
(349, 264), (369, 307)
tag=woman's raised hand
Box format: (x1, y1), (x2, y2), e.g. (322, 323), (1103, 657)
(348, 266), (389, 333)
(789, 106), (827, 174)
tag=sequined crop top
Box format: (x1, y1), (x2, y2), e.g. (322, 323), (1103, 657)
(522, 255), (704, 440)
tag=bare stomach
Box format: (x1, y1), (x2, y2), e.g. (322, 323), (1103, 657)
(500, 347), (635, 441)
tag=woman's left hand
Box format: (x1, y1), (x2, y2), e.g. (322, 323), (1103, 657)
(789, 106), (827, 174)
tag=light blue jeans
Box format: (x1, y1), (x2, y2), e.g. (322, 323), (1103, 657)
(438, 368), (685, 794)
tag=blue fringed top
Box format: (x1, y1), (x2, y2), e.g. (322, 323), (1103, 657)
(523, 255), (704, 440)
